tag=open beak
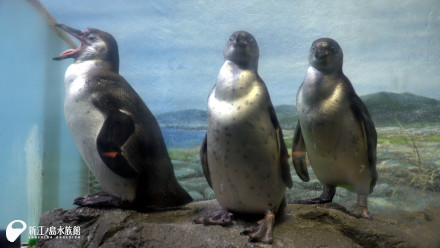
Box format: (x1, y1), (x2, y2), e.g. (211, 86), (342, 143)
(53, 24), (84, 60)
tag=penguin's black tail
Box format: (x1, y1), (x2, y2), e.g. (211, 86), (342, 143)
(134, 168), (193, 209)
(137, 183), (193, 209)
(163, 182), (193, 207)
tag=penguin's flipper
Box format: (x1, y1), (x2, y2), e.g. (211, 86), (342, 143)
(97, 110), (138, 178)
(200, 133), (212, 188)
(268, 104), (293, 189)
(292, 120), (310, 182)
(350, 95), (378, 192)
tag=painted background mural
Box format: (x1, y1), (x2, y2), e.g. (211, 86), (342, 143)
(1, 1), (439, 243)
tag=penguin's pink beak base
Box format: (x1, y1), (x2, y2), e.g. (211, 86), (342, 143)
(53, 24), (84, 60)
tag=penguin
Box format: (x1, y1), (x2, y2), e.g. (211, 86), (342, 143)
(195, 31), (293, 244)
(53, 24), (192, 209)
(292, 38), (377, 219)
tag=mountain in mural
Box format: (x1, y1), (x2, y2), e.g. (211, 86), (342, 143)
(361, 92), (440, 126)
(156, 109), (207, 130)
(156, 92), (440, 129)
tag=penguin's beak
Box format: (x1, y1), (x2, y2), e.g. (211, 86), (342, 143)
(53, 24), (84, 60)
(232, 38), (248, 48)
(315, 48), (329, 59)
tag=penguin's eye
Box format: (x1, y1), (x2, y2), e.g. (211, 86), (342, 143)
(329, 47), (337, 53)
(88, 35), (96, 42)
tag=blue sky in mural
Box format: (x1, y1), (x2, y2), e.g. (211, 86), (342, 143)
(40, 0), (440, 114)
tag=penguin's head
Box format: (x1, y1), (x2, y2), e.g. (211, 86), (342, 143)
(53, 24), (119, 72)
(309, 38), (343, 74)
(224, 31), (259, 70)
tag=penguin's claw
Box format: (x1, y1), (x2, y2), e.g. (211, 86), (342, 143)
(241, 211), (275, 244)
(193, 211), (234, 227)
(74, 191), (127, 208)
(350, 206), (373, 220)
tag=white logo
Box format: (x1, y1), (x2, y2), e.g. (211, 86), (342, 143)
(28, 225), (81, 239)
(6, 220), (27, 242)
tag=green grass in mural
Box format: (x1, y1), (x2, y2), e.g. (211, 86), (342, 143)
(163, 124), (440, 213)
(424, 136), (440, 142)
(283, 137), (293, 150)
(167, 138), (295, 161)
(378, 136), (410, 145)
(168, 148), (200, 162)
(378, 135), (440, 145)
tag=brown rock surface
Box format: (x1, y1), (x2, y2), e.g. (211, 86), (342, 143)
(37, 200), (440, 248)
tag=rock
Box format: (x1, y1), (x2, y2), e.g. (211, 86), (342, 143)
(37, 200), (440, 248)
(175, 168), (200, 179)
(188, 191), (204, 201)
(172, 160), (201, 171)
(179, 177), (209, 194)
(368, 197), (400, 212)
(373, 183), (394, 197)
(203, 187), (215, 200)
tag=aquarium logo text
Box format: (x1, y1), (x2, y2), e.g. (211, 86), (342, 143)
(28, 225), (81, 239)
(5, 220), (81, 242)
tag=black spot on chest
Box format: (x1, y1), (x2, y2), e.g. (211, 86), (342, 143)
(244, 121), (255, 129)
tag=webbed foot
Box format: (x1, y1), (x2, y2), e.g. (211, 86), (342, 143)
(241, 211), (275, 244)
(350, 193), (372, 220)
(350, 206), (372, 219)
(193, 210), (234, 226)
(74, 191), (128, 208)
(297, 186), (336, 204)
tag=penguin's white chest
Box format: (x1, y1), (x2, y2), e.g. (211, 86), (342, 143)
(64, 62), (105, 157)
(297, 76), (370, 188)
(207, 65), (285, 214)
(63, 62), (137, 201)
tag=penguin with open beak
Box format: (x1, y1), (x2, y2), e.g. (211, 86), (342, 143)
(54, 24), (192, 209)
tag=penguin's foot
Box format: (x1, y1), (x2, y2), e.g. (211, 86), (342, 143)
(74, 191), (129, 208)
(350, 206), (372, 220)
(193, 210), (234, 227)
(297, 186), (336, 204)
(350, 194), (372, 219)
(241, 211), (275, 244)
